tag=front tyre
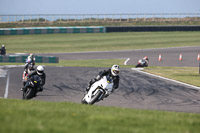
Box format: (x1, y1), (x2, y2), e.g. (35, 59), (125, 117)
(88, 90), (103, 105)
(22, 87), (36, 100)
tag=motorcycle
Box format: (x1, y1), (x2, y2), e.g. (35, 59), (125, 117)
(22, 75), (42, 100)
(81, 76), (114, 105)
(135, 59), (149, 68)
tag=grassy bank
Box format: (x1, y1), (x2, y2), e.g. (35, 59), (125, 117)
(1, 21), (200, 28)
(0, 99), (200, 133)
(0, 32), (200, 53)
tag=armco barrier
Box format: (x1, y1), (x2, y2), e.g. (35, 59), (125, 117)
(106, 26), (200, 32)
(0, 55), (59, 63)
(0, 26), (105, 35)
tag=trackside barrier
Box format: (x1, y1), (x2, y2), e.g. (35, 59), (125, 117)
(0, 55), (59, 63)
(0, 26), (105, 35)
(106, 26), (200, 32)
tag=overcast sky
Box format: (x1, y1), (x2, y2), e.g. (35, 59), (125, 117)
(0, 0), (200, 14)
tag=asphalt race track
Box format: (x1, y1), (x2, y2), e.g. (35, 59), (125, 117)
(43, 46), (200, 67)
(1, 46), (200, 113)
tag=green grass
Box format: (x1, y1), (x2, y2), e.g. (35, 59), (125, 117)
(0, 98), (200, 133)
(0, 32), (200, 53)
(1, 21), (200, 28)
(144, 66), (200, 87)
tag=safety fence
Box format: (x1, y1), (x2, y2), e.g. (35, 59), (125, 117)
(0, 55), (59, 63)
(0, 13), (200, 23)
(0, 26), (105, 35)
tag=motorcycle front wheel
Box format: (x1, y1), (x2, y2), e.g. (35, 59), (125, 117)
(88, 90), (103, 105)
(22, 87), (36, 100)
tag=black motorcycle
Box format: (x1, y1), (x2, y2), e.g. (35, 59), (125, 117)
(22, 75), (42, 100)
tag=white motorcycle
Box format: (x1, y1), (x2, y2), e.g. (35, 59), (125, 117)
(81, 76), (114, 105)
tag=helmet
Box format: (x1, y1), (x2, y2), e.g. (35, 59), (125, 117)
(143, 56), (149, 61)
(29, 53), (34, 59)
(2, 45), (5, 47)
(111, 64), (120, 76)
(28, 53), (35, 61)
(36, 66), (44, 75)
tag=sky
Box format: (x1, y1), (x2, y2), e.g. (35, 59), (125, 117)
(0, 0), (200, 14)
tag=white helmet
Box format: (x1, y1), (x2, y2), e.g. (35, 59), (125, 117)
(36, 66), (44, 75)
(2, 45), (5, 47)
(111, 64), (120, 76)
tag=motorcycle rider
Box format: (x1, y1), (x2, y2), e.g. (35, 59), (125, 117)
(86, 64), (120, 97)
(22, 65), (46, 92)
(22, 53), (36, 86)
(0, 44), (6, 55)
(24, 53), (36, 69)
(136, 56), (149, 68)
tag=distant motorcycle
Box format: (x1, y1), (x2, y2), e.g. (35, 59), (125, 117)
(136, 56), (149, 68)
(81, 76), (113, 105)
(22, 75), (42, 100)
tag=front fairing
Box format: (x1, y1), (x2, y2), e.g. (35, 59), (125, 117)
(84, 76), (114, 102)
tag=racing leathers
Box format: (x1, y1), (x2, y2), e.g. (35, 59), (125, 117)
(23, 70), (46, 92)
(86, 69), (120, 93)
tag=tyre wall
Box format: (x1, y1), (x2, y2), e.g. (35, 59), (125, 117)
(0, 55), (59, 63)
(0, 26), (105, 35)
(106, 26), (200, 32)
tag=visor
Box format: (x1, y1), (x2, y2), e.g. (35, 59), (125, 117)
(113, 70), (119, 74)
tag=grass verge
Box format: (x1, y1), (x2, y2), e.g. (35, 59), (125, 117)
(0, 98), (200, 133)
(144, 66), (200, 87)
(0, 32), (200, 53)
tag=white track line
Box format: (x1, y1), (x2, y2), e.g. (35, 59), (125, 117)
(124, 58), (130, 65)
(4, 71), (10, 98)
(131, 68), (200, 90)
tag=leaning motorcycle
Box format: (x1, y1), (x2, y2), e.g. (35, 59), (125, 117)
(135, 59), (149, 68)
(81, 76), (113, 105)
(22, 75), (42, 100)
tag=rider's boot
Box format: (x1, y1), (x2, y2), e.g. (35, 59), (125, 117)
(86, 86), (90, 92)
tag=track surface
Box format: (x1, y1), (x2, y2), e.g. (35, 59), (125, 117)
(1, 46), (200, 113)
(43, 46), (200, 67)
